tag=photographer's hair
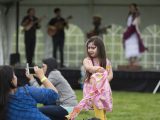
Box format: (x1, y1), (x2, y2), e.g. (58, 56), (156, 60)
(42, 57), (58, 77)
(85, 36), (107, 82)
(0, 65), (15, 120)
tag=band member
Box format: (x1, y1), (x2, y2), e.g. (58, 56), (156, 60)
(87, 15), (111, 39)
(21, 8), (41, 66)
(48, 8), (68, 68)
(123, 3), (148, 66)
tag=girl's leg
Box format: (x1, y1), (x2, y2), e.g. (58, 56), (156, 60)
(93, 105), (107, 120)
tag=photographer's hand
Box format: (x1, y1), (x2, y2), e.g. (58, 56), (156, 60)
(25, 69), (34, 81)
(42, 64), (47, 74)
(34, 66), (58, 93)
(34, 66), (45, 80)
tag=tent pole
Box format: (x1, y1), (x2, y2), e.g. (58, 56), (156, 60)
(16, 1), (19, 53)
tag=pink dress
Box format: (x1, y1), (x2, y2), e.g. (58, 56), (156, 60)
(68, 58), (113, 120)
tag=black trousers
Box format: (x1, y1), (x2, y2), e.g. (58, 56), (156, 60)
(39, 105), (68, 120)
(52, 36), (64, 67)
(24, 32), (36, 66)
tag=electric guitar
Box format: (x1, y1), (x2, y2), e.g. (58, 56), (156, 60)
(47, 15), (72, 37)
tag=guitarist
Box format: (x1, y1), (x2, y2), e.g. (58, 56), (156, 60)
(21, 8), (40, 66)
(48, 8), (68, 68)
(87, 15), (111, 39)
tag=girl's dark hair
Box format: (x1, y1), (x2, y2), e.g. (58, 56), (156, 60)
(128, 3), (140, 18)
(86, 36), (107, 68)
(130, 3), (138, 9)
(85, 36), (107, 81)
(0, 65), (14, 120)
(42, 57), (58, 77)
(87, 117), (101, 120)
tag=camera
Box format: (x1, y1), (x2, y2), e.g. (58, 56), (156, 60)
(26, 63), (35, 74)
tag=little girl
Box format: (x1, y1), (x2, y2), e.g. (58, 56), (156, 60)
(66, 36), (113, 120)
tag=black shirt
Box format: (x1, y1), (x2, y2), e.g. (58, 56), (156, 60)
(48, 17), (66, 38)
(21, 15), (39, 35)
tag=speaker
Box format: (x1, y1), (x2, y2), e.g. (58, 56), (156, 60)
(10, 53), (20, 65)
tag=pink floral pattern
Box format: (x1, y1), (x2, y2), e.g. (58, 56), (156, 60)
(67, 59), (112, 120)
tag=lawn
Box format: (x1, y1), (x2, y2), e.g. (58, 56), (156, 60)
(74, 90), (160, 120)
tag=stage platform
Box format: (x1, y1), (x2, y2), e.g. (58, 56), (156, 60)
(14, 67), (160, 93)
(111, 69), (160, 92)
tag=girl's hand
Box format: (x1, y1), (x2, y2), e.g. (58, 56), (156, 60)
(65, 114), (71, 120)
(95, 66), (105, 73)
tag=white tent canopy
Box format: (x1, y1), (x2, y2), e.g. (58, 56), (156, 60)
(0, 0), (160, 65)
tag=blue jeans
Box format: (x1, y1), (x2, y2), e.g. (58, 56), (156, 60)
(39, 105), (68, 120)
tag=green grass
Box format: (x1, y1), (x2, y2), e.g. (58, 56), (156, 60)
(74, 90), (160, 120)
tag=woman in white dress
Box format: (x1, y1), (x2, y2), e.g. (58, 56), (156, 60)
(123, 3), (147, 66)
